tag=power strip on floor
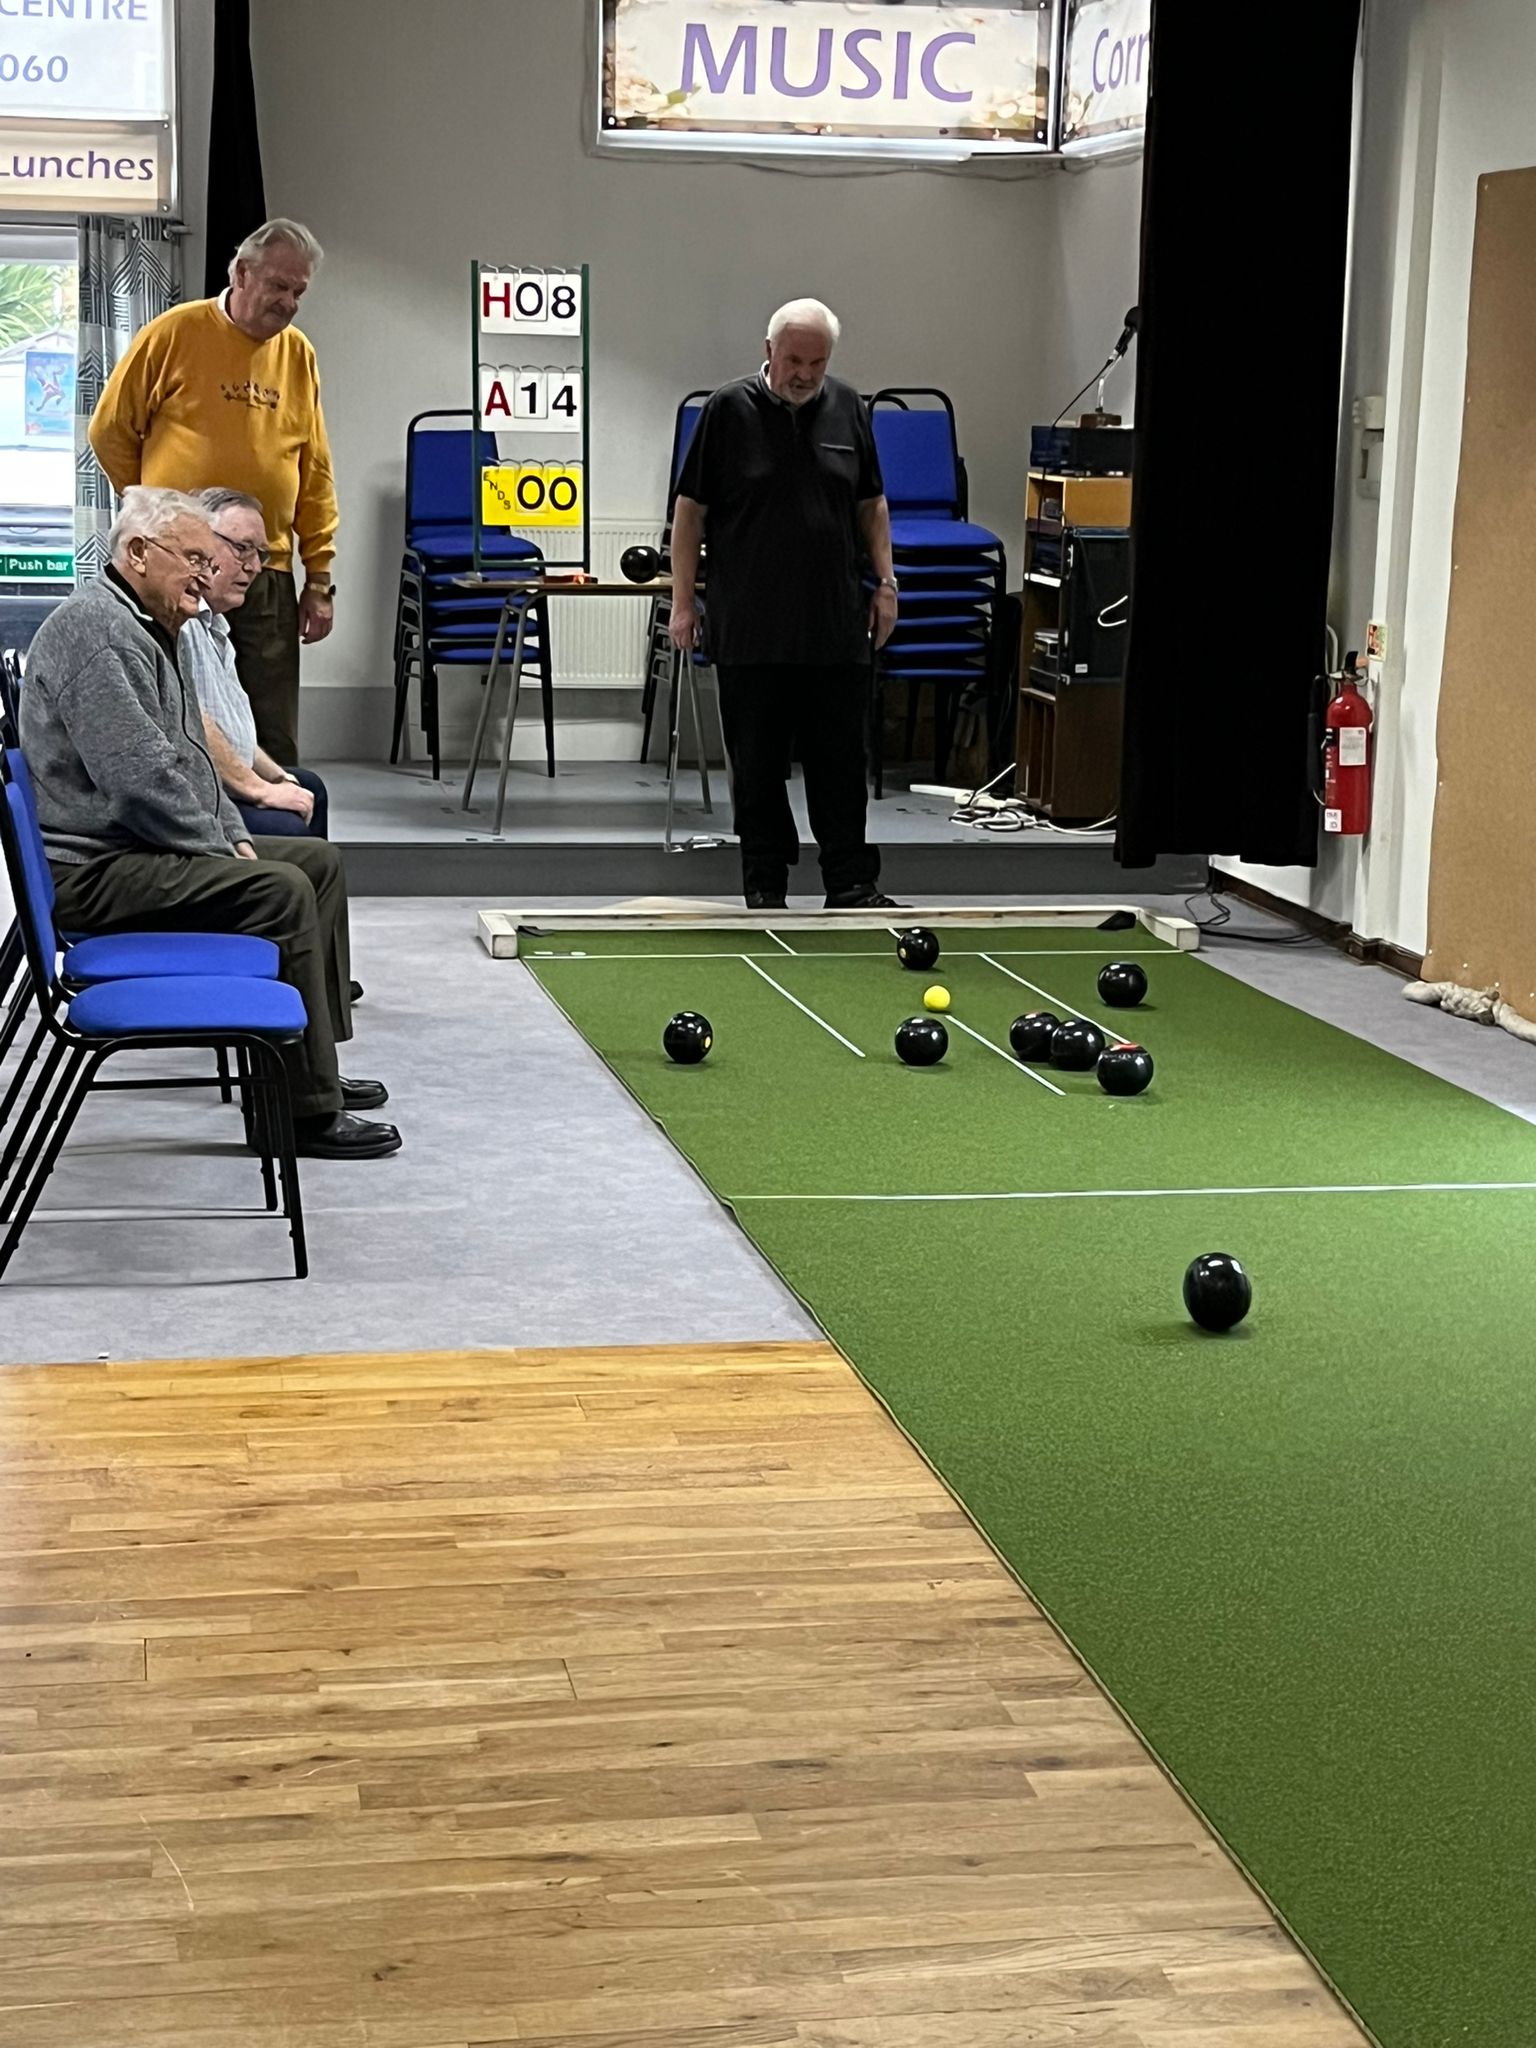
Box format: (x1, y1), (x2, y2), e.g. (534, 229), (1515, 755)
(909, 783), (1016, 810)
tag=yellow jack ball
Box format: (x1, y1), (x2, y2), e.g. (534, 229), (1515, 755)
(923, 985), (951, 1013)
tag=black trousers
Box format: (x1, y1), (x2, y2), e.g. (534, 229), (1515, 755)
(234, 767), (330, 842)
(226, 568), (302, 768)
(49, 838), (352, 1120)
(715, 663), (879, 902)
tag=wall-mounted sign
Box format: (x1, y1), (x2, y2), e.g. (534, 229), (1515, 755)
(24, 347), (73, 437)
(1061, 0), (1149, 149)
(0, 0), (175, 212)
(0, 548), (71, 582)
(600, 0), (1051, 156)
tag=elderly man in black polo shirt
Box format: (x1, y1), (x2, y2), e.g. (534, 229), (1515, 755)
(669, 298), (898, 910)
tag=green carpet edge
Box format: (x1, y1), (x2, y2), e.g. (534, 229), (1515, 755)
(522, 955), (1385, 2048)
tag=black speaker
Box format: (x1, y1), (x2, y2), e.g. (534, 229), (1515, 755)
(1061, 527), (1131, 684)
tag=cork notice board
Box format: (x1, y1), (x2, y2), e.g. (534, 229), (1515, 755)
(1423, 166), (1536, 1013)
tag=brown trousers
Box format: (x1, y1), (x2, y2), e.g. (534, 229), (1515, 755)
(227, 568), (302, 767)
(49, 838), (352, 1119)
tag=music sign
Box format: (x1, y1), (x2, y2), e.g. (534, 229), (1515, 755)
(601, 0), (1050, 153)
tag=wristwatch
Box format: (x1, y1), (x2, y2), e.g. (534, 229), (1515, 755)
(878, 576), (899, 592)
(308, 581), (337, 598)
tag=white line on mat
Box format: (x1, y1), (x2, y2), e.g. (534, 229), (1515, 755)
(730, 1180), (1536, 1204)
(980, 953), (1131, 1044)
(764, 929), (797, 955)
(741, 958), (866, 1058)
(948, 1016), (1066, 1096)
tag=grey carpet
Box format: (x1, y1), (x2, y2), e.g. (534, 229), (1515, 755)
(0, 897), (811, 1364)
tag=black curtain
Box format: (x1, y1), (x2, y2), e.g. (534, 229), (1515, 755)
(203, 0), (267, 299)
(1116, 0), (1363, 868)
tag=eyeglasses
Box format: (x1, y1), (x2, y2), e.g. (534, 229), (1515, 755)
(144, 536), (216, 576)
(216, 534), (274, 569)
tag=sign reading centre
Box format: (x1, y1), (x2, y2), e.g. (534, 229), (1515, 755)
(0, 0), (175, 212)
(602, 0), (1050, 153)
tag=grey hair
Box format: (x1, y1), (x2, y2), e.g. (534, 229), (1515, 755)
(229, 217), (324, 282)
(767, 297), (841, 347)
(108, 485), (213, 560)
(196, 486), (265, 523)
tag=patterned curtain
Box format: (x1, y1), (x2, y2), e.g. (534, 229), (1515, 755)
(73, 217), (182, 582)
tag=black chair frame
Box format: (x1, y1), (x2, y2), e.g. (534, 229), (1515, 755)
(0, 1015), (305, 1281)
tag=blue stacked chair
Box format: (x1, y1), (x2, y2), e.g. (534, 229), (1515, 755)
(638, 391), (709, 763)
(393, 410), (551, 782)
(869, 390), (1006, 797)
(0, 760), (309, 1281)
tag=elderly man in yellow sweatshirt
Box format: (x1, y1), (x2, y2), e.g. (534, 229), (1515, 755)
(88, 218), (338, 769)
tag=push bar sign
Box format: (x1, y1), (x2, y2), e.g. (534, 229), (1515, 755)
(601, 0), (1050, 153)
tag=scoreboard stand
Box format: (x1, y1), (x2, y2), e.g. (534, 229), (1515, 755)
(471, 261), (591, 573)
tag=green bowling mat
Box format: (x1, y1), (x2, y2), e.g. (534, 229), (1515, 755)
(523, 920), (1536, 2048)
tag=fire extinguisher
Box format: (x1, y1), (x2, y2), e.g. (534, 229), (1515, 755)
(1322, 653), (1373, 836)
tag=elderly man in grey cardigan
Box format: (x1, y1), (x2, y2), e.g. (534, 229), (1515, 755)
(18, 486), (400, 1161)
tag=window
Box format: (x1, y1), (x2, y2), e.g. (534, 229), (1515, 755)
(0, 224), (76, 627)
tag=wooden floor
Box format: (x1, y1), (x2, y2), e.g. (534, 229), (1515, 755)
(0, 1340), (1369, 2048)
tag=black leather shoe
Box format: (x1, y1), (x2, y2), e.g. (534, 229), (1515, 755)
(349, 980), (364, 1004)
(745, 891), (788, 910)
(825, 889), (902, 909)
(294, 1111), (402, 1159)
(340, 1076), (389, 1111)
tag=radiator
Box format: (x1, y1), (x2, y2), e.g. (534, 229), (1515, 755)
(497, 518), (661, 688)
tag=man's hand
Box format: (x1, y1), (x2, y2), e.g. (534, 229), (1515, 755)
(234, 840), (258, 860)
(299, 584), (335, 645)
(868, 584), (898, 650)
(668, 602), (700, 653)
(258, 778), (315, 823)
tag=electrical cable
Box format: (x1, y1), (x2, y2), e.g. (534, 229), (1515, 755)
(942, 764), (1116, 837)
(1183, 882), (1318, 945)
(1051, 353), (1118, 432)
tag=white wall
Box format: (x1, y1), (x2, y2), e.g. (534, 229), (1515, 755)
(248, 0), (1094, 756)
(1221, 0), (1536, 956)
(1033, 156), (1142, 427)
(1360, 0), (1536, 958)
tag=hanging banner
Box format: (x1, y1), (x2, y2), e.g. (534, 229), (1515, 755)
(601, 0), (1051, 154)
(1061, 0), (1150, 147)
(0, 0), (176, 212)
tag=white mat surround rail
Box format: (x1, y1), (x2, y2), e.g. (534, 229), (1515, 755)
(477, 901), (1201, 959)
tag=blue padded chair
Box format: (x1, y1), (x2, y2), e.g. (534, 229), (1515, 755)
(393, 410), (546, 777)
(0, 747), (278, 1112)
(868, 390), (1007, 795)
(0, 780), (309, 1281)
